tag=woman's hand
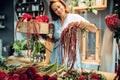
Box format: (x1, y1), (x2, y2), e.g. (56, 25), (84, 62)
(68, 21), (97, 32)
(78, 21), (98, 32)
(47, 33), (53, 39)
(67, 21), (80, 28)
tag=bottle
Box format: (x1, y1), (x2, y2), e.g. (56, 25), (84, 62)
(49, 23), (54, 34)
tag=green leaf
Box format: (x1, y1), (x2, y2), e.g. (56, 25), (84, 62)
(92, 9), (98, 15)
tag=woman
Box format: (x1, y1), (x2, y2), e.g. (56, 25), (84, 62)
(49, 0), (97, 68)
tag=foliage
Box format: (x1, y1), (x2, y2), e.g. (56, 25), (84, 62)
(32, 40), (46, 57)
(12, 38), (28, 53)
(82, 0), (98, 15)
(72, 0), (77, 6)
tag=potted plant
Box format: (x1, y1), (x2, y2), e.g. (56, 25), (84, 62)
(12, 38), (29, 57)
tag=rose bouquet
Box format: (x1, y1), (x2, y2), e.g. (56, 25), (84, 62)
(105, 14), (120, 43)
(105, 14), (119, 32)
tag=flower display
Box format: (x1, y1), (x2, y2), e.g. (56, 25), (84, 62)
(0, 66), (57, 80)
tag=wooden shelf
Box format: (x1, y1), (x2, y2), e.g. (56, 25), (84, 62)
(73, 5), (107, 13)
(15, 0), (45, 19)
(72, 0), (107, 13)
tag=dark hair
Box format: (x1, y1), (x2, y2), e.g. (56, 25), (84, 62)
(49, 0), (69, 21)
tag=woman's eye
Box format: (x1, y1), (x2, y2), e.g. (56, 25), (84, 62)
(54, 9), (57, 11)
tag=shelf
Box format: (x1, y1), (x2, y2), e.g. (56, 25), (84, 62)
(17, 10), (43, 13)
(15, 0), (45, 19)
(21, 2), (41, 5)
(72, 0), (107, 13)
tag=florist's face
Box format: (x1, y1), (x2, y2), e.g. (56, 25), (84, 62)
(51, 2), (66, 18)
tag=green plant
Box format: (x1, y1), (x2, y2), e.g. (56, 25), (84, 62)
(32, 40), (46, 57)
(12, 39), (28, 53)
(82, 0), (98, 15)
(72, 0), (77, 6)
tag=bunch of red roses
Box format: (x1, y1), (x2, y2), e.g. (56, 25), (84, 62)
(0, 66), (57, 80)
(105, 14), (120, 31)
(21, 13), (49, 23)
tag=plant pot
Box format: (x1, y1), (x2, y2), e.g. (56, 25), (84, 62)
(13, 52), (22, 57)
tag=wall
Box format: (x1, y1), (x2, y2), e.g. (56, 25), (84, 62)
(0, 0), (14, 57)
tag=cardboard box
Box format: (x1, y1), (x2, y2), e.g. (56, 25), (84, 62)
(16, 21), (49, 34)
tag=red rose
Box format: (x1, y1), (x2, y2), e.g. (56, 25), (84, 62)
(0, 72), (6, 80)
(4, 75), (19, 80)
(12, 75), (19, 80)
(79, 75), (87, 80)
(22, 13), (32, 20)
(90, 73), (101, 80)
(4, 76), (12, 80)
(36, 16), (44, 22)
(25, 66), (37, 79)
(7, 71), (14, 76)
(105, 14), (119, 31)
(19, 74), (28, 80)
(40, 15), (49, 23)
(14, 68), (27, 75)
(48, 76), (57, 80)
(36, 15), (49, 23)
(33, 74), (43, 80)
(34, 77), (43, 80)
(42, 74), (50, 80)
